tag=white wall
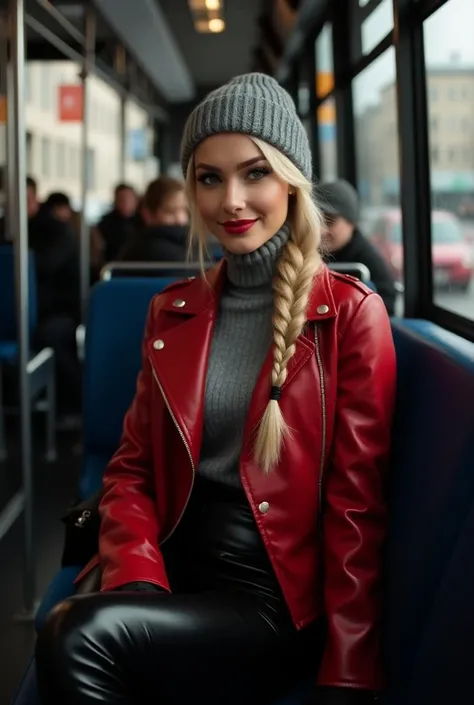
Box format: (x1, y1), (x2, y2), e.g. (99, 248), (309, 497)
(0, 61), (159, 222)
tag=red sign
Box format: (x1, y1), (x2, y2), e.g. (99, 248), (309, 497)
(0, 96), (6, 124)
(58, 84), (83, 122)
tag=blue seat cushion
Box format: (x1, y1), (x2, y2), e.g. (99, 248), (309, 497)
(34, 565), (81, 632)
(0, 340), (19, 363)
(83, 279), (163, 457)
(386, 319), (474, 694)
(79, 452), (109, 500)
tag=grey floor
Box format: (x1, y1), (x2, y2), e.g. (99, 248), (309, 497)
(0, 417), (80, 704)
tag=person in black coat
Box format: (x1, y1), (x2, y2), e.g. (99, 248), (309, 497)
(95, 183), (139, 263)
(118, 176), (190, 263)
(1, 177), (82, 421)
(318, 179), (396, 315)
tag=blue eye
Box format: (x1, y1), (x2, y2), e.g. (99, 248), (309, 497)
(197, 172), (220, 185)
(247, 167), (270, 181)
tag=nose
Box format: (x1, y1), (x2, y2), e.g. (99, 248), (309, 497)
(222, 179), (246, 215)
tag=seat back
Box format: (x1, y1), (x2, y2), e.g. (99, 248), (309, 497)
(0, 245), (37, 341)
(79, 277), (174, 498)
(326, 261), (371, 282)
(100, 261), (204, 280)
(385, 319), (474, 703)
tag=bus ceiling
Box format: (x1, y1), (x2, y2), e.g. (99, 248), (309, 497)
(0, 0), (301, 117)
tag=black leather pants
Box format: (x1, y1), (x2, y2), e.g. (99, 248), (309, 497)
(36, 478), (323, 705)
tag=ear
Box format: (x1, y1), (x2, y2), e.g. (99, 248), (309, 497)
(288, 186), (296, 195)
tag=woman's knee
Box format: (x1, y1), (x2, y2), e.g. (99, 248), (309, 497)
(36, 593), (114, 672)
(35, 594), (136, 703)
(37, 596), (89, 662)
(36, 591), (155, 666)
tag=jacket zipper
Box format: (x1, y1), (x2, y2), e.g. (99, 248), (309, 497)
(314, 324), (327, 537)
(149, 358), (195, 544)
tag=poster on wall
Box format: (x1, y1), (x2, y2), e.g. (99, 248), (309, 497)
(58, 84), (83, 122)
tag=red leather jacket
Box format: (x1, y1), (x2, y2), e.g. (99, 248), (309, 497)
(78, 263), (396, 690)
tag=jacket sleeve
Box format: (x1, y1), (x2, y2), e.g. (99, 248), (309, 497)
(98, 299), (171, 593)
(317, 293), (396, 690)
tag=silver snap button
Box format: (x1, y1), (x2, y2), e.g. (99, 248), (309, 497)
(153, 339), (165, 350)
(317, 304), (329, 314)
(258, 501), (270, 514)
(188, 276), (196, 281)
(172, 299), (186, 308)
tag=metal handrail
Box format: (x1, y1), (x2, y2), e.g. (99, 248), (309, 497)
(34, 0), (85, 45)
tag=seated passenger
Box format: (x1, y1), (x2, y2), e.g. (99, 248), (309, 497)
(319, 179), (397, 315)
(118, 176), (189, 262)
(94, 183), (139, 264)
(26, 178), (82, 420)
(35, 74), (396, 705)
(42, 191), (74, 224)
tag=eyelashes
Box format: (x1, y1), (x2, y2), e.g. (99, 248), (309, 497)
(196, 167), (271, 185)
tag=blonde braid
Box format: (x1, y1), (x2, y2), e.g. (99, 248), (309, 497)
(184, 137), (323, 471)
(254, 187), (322, 472)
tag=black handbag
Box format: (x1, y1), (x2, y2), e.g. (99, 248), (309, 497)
(60, 489), (103, 568)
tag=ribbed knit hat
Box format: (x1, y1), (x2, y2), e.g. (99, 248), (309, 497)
(180, 73), (312, 181)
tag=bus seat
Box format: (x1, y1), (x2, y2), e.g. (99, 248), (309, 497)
(34, 277), (177, 632)
(100, 261), (204, 280)
(80, 277), (174, 499)
(0, 246), (37, 345)
(385, 319), (474, 704)
(0, 245), (56, 462)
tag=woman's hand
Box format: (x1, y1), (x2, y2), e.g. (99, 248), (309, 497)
(114, 581), (165, 593)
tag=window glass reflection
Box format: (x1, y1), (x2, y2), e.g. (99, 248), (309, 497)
(361, 0), (394, 55)
(425, 0), (474, 317)
(353, 48), (402, 300)
(315, 24), (334, 99)
(318, 97), (337, 181)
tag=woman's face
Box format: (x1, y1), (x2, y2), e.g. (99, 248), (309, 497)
(153, 190), (189, 227)
(193, 133), (290, 255)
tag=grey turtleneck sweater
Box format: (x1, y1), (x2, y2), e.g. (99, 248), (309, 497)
(198, 225), (290, 488)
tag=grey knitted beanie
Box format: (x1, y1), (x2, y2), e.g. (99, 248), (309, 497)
(180, 73), (312, 181)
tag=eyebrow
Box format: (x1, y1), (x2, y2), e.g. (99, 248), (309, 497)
(195, 156), (267, 172)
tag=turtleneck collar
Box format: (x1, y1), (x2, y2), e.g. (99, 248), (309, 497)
(224, 223), (290, 288)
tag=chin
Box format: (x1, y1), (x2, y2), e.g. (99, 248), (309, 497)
(218, 230), (274, 256)
(222, 239), (261, 255)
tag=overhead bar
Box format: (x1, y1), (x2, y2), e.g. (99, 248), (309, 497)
(25, 13), (83, 63)
(34, 0), (85, 45)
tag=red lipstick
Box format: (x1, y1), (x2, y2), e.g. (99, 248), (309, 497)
(220, 219), (258, 235)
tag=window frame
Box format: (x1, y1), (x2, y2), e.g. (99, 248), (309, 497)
(283, 0), (474, 341)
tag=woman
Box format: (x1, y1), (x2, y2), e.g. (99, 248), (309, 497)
(36, 74), (396, 705)
(118, 176), (189, 262)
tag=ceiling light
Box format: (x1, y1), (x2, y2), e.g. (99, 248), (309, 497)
(205, 0), (220, 9)
(195, 19), (211, 33)
(188, 0), (206, 9)
(208, 18), (225, 32)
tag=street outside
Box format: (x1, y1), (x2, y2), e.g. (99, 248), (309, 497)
(433, 218), (474, 320)
(435, 283), (473, 318)
(380, 217), (474, 320)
